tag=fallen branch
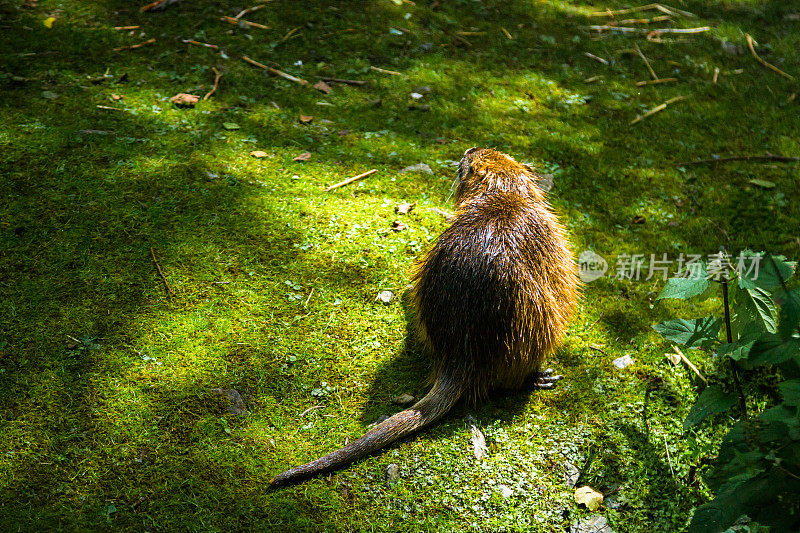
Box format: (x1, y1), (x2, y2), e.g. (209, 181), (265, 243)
(636, 77), (677, 86)
(585, 52), (609, 65)
(235, 3), (271, 19)
(150, 247), (175, 296)
(324, 169), (378, 192)
(318, 76), (368, 86)
(242, 55), (308, 85)
(500, 26), (513, 40)
(203, 67), (222, 100)
(634, 42), (659, 80)
(182, 39), (218, 50)
(370, 65), (402, 76)
(746, 33), (794, 80)
(221, 16), (268, 29)
(114, 25), (140, 30)
(586, 25), (709, 35)
(279, 26), (302, 43)
(675, 154), (800, 167)
(630, 95), (686, 125)
(589, 344), (609, 356)
(96, 105), (127, 111)
(140, 0), (180, 12)
(619, 15), (671, 24)
(300, 405), (325, 417)
(672, 346), (706, 384)
(112, 37), (156, 52)
(591, 3), (694, 18)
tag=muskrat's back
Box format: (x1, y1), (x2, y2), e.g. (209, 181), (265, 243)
(270, 148), (579, 487)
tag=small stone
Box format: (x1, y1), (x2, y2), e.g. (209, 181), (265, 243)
(376, 290), (394, 305)
(395, 202), (415, 215)
(564, 461), (580, 488)
(171, 93), (199, 107)
(410, 92), (424, 99)
(571, 515), (613, 533)
(400, 163), (433, 175)
(212, 388), (248, 416)
(385, 463), (400, 484)
(407, 104), (430, 111)
(392, 393), (415, 405)
(498, 485), (513, 498)
(720, 40), (742, 55)
(250, 150), (268, 158)
(535, 172), (554, 192)
(613, 355), (634, 369)
(42, 90), (58, 100)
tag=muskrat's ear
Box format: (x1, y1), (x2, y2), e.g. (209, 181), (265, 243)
(464, 147), (480, 157)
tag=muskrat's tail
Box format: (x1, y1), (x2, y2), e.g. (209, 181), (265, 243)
(269, 374), (462, 487)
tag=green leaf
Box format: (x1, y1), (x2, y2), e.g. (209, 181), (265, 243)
(737, 251), (795, 291)
(776, 288), (800, 340)
(684, 385), (737, 429)
(716, 340), (754, 361)
(779, 380), (800, 406)
(653, 317), (721, 348)
(657, 270), (710, 301)
(222, 122), (240, 130)
(733, 283), (777, 333)
(748, 178), (775, 188)
(748, 334), (800, 366)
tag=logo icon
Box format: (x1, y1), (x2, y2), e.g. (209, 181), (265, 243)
(578, 250), (608, 283)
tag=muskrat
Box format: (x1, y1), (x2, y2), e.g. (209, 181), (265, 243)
(270, 147), (580, 486)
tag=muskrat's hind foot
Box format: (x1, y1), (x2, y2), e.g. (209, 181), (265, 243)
(529, 368), (563, 390)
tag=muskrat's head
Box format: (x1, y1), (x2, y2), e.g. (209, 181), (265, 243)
(454, 148), (543, 206)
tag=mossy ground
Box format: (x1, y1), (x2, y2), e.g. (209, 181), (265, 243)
(1, 0), (798, 531)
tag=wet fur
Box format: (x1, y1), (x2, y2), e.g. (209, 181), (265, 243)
(270, 148), (580, 486)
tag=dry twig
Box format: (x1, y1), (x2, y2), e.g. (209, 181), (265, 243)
(221, 16), (268, 29)
(636, 77), (676, 86)
(745, 33), (794, 80)
(203, 67), (222, 100)
(634, 42), (659, 80)
(324, 169), (378, 192)
(182, 39), (218, 49)
(114, 25), (140, 30)
(317, 77), (368, 86)
(585, 52), (609, 65)
(675, 154), (800, 167)
(630, 95), (686, 125)
(672, 346), (706, 384)
(370, 65), (402, 76)
(112, 38), (156, 52)
(242, 55), (308, 85)
(151, 247), (175, 296)
(235, 3), (271, 19)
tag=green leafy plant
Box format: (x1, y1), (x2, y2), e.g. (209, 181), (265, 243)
(654, 251), (800, 532)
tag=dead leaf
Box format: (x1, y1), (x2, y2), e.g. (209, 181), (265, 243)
(391, 221), (407, 232)
(250, 150), (268, 158)
(574, 486), (604, 511)
(395, 202), (415, 214)
(392, 393), (415, 405)
(171, 93), (199, 107)
(293, 151), (312, 161)
(110, 93), (124, 101)
(43, 16), (56, 28)
(632, 215), (646, 224)
(666, 352), (681, 365)
(299, 114), (314, 123)
(313, 80), (332, 94)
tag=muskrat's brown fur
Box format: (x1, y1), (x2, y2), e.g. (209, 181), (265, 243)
(270, 148), (580, 486)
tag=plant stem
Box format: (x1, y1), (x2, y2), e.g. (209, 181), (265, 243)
(722, 279), (747, 417)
